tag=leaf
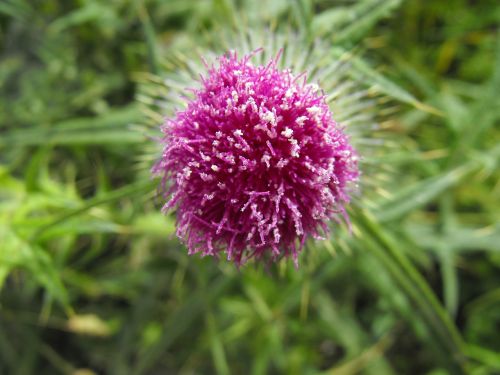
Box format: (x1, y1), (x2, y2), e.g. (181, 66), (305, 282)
(466, 345), (500, 371)
(315, 290), (396, 375)
(406, 223), (500, 254)
(0, 0), (31, 21)
(292, 0), (313, 39)
(438, 248), (459, 317)
(353, 210), (468, 374)
(321, 332), (394, 375)
(32, 180), (156, 240)
(0, 266), (9, 289)
(206, 311), (230, 375)
(132, 276), (232, 375)
(0, 105), (144, 147)
(48, 3), (114, 33)
(138, 4), (159, 74)
(37, 219), (125, 241)
(311, 7), (351, 37)
(375, 163), (476, 222)
(331, 48), (442, 114)
(0, 224), (69, 309)
(312, 0), (402, 44)
(333, 0), (403, 44)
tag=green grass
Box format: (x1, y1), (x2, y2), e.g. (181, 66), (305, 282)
(1, 0), (499, 374)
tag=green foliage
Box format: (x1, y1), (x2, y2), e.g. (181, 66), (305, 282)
(1, 0), (499, 374)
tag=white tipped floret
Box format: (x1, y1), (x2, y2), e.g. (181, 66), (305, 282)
(247, 97), (258, 112)
(281, 127), (293, 138)
(285, 87), (296, 98)
(261, 111), (277, 126)
(200, 173), (213, 182)
(308, 83), (319, 92)
(273, 227), (280, 243)
(244, 82), (255, 94)
(183, 167), (192, 178)
(307, 105), (321, 115)
(261, 153), (271, 168)
(296, 116), (308, 126)
(289, 138), (300, 157)
(277, 159), (289, 168)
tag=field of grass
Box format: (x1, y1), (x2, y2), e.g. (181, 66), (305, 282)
(1, 1), (499, 374)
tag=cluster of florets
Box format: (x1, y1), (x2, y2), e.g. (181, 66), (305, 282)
(153, 51), (359, 266)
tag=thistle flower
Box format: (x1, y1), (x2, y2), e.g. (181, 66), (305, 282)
(152, 50), (359, 265)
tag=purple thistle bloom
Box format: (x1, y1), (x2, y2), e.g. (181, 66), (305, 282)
(153, 51), (359, 266)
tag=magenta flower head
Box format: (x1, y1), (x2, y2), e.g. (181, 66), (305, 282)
(152, 49), (359, 266)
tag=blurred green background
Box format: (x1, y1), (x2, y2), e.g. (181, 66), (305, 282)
(1, 0), (499, 374)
